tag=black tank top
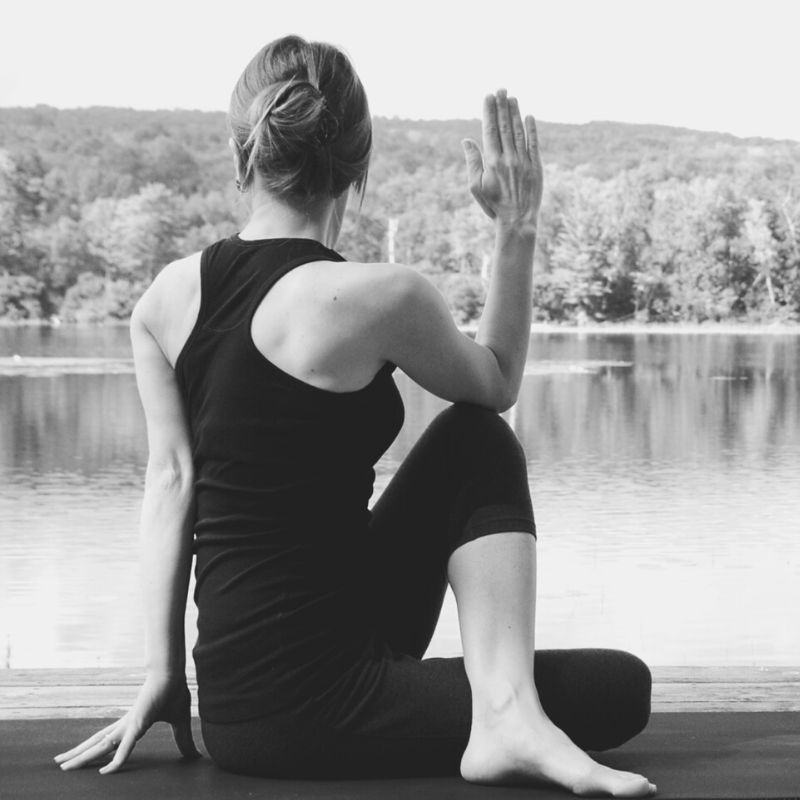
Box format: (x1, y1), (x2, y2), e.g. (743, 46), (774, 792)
(176, 236), (405, 722)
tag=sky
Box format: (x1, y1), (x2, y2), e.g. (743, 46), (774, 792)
(2, 0), (798, 142)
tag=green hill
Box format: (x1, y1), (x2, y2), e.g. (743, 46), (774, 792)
(1, 106), (798, 324)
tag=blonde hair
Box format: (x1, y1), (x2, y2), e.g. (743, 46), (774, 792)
(229, 35), (371, 207)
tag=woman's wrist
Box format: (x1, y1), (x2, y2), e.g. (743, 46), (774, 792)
(144, 668), (186, 688)
(144, 653), (186, 680)
(494, 222), (537, 268)
(494, 219), (538, 246)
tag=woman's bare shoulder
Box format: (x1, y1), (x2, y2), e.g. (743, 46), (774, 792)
(354, 261), (450, 327)
(134, 252), (203, 367)
(152, 252), (203, 300)
(329, 260), (512, 411)
(324, 260), (433, 311)
(276, 258), (426, 327)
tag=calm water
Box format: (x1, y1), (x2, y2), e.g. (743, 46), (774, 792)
(1, 326), (799, 668)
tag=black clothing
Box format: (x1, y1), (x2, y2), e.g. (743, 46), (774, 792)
(202, 650), (651, 779)
(176, 236), (405, 722)
(201, 404), (652, 779)
(177, 236), (650, 777)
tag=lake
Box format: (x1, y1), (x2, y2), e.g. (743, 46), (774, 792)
(1, 325), (799, 669)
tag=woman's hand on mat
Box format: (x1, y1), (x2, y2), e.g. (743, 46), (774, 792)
(461, 89), (543, 234)
(54, 672), (201, 773)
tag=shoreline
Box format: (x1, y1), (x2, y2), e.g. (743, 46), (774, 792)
(465, 321), (800, 336)
(3, 319), (799, 336)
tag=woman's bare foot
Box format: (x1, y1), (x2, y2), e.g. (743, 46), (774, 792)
(461, 685), (656, 797)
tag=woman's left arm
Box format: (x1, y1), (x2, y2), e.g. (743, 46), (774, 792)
(55, 293), (201, 772)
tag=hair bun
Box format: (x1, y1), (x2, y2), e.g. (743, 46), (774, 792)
(251, 80), (322, 134)
(314, 106), (339, 147)
(229, 36), (371, 204)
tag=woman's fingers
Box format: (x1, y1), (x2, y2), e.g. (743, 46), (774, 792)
(55, 679), (198, 774)
(164, 681), (201, 759)
(469, 90), (543, 224)
(509, 97), (527, 156)
(526, 114), (541, 164)
(54, 722), (117, 765)
(171, 717), (203, 759)
(58, 729), (123, 771)
(462, 139), (495, 219)
(482, 93), (501, 161)
(99, 726), (140, 774)
(495, 89), (515, 154)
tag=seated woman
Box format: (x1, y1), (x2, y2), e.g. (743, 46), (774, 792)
(56, 35), (655, 797)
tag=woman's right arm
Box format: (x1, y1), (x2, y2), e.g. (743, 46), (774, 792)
(55, 289), (201, 773)
(379, 90), (542, 412)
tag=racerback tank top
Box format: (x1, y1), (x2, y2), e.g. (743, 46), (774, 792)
(176, 235), (404, 722)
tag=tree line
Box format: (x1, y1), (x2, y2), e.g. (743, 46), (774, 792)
(1, 106), (799, 324)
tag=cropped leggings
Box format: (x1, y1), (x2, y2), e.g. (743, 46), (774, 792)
(202, 404), (652, 778)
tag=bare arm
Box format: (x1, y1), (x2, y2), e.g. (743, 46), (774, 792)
(133, 298), (196, 679)
(380, 91), (542, 411)
(55, 291), (200, 772)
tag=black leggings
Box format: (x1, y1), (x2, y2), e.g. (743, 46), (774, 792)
(202, 405), (652, 778)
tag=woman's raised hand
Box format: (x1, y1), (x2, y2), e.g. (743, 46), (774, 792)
(462, 89), (543, 233)
(54, 672), (201, 774)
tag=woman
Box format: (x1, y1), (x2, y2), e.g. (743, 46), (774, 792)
(56, 36), (655, 796)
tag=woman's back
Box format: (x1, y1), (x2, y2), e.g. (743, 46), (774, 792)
(174, 235), (404, 722)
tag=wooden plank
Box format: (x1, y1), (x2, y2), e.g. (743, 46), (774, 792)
(653, 682), (800, 712)
(1, 668), (799, 720)
(1, 707), (141, 720)
(0, 685), (196, 708)
(0, 668), (196, 687)
(0, 669), (196, 721)
(4, 697), (797, 719)
(650, 666), (800, 684)
(3, 667), (799, 687)
(651, 700), (799, 713)
(3, 666), (798, 686)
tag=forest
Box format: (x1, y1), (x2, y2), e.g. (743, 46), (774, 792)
(1, 105), (799, 325)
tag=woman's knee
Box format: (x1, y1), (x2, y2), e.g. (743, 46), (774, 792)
(433, 403), (524, 460)
(436, 402), (505, 430)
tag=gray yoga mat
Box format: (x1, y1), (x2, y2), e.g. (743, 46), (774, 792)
(2, 712), (799, 799)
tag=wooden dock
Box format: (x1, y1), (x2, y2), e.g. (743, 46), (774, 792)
(1, 666), (798, 720)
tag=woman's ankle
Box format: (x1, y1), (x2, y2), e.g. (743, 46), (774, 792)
(470, 673), (541, 723)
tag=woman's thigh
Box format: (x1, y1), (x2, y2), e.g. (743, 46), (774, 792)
(201, 654), (469, 778)
(201, 648), (651, 779)
(368, 404), (535, 658)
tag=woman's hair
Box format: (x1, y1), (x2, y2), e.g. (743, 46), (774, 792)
(229, 35), (372, 207)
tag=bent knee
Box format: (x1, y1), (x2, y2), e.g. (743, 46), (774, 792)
(439, 402), (499, 426)
(436, 403), (521, 451)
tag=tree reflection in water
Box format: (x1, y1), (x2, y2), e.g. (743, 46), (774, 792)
(1, 328), (799, 668)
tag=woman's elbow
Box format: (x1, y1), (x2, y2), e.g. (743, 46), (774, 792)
(145, 457), (194, 496)
(473, 384), (518, 414)
(493, 389), (519, 414)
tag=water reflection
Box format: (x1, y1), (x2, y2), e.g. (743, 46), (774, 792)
(1, 328), (799, 668)
(0, 374), (147, 475)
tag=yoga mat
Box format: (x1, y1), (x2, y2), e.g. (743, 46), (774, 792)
(2, 713), (798, 799)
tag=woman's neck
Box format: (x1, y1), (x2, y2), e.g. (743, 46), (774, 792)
(237, 192), (343, 249)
